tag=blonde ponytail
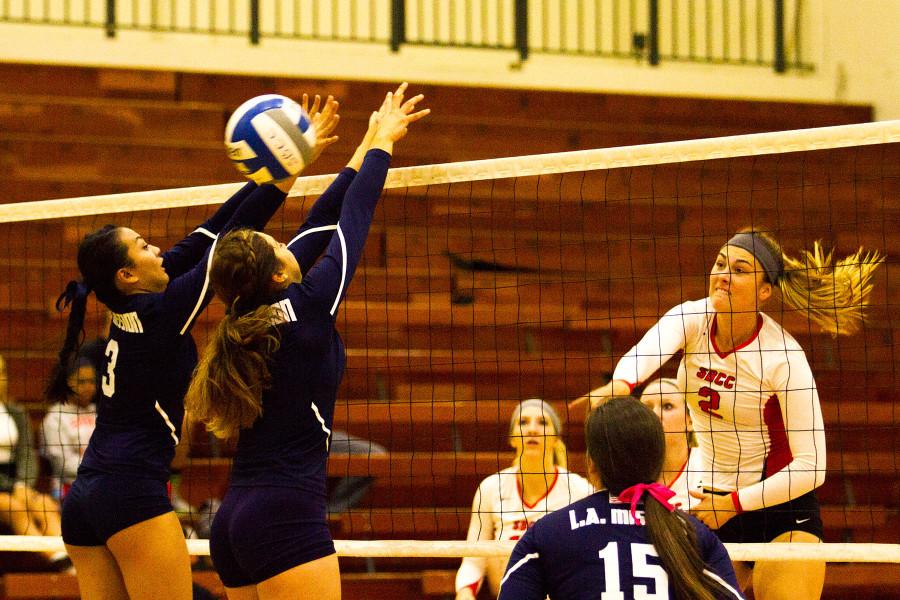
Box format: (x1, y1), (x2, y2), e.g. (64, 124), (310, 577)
(733, 229), (884, 337)
(779, 241), (884, 336)
(553, 439), (568, 469)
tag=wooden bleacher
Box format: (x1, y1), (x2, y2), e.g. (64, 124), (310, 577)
(4, 564), (900, 600)
(176, 451), (897, 527)
(0, 63), (896, 598)
(0, 63), (876, 204)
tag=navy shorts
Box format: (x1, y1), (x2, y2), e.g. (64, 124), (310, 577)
(61, 472), (173, 546)
(210, 486), (335, 588)
(714, 490), (824, 544)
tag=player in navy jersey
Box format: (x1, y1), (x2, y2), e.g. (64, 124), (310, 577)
(47, 96), (340, 600)
(499, 397), (743, 600)
(185, 83), (429, 600)
(577, 229), (883, 599)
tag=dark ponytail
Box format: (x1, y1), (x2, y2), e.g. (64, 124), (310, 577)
(644, 499), (725, 600)
(586, 398), (731, 600)
(47, 225), (129, 403)
(46, 281), (90, 403)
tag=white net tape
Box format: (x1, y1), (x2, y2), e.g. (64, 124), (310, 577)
(0, 537), (896, 562)
(1, 120), (898, 223)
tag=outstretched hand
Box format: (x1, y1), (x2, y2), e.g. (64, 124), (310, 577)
(370, 82), (431, 154)
(302, 93), (341, 163)
(271, 94), (339, 193)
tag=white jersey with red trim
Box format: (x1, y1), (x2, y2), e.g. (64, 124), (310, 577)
(665, 450), (703, 511)
(455, 466), (594, 594)
(613, 298), (826, 513)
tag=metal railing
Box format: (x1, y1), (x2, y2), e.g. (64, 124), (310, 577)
(0, 1), (811, 72)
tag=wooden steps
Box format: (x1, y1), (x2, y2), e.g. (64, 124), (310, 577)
(176, 450), (899, 515)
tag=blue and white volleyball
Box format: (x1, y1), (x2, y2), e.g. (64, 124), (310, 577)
(224, 94), (317, 185)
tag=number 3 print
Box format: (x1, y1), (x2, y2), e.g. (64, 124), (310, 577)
(101, 339), (119, 397)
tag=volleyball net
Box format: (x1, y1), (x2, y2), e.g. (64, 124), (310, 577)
(0, 121), (897, 567)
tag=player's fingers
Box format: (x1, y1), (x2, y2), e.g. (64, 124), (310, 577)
(401, 94), (425, 113)
(320, 105), (339, 126)
(310, 94), (322, 116)
(406, 108), (430, 123)
(392, 84), (407, 108)
(324, 96), (338, 117)
(319, 113), (340, 135)
(301, 93), (310, 113)
(318, 97), (332, 119)
(380, 92), (393, 114)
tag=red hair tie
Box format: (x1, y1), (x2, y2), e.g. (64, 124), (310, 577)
(617, 483), (677, 524)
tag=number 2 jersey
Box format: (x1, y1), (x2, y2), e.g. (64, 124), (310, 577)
(79, 182), (289, 481)
(612, 298), (826, 513)
(498, 490), (743, 600)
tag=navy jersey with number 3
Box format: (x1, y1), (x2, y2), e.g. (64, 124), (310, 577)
(80, 183), (289, 481)
(498, 491), (744, 600)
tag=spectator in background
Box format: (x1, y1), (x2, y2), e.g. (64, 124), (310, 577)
(639, 377), (699, 510)
(0, 354), (68, 568)
(497, 398), (742, 600)
(327, 430), (386, 513)
(43, 355), (98, 499)
(455, 399), (594, 599)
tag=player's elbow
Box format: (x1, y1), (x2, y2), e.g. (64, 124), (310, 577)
(813, 466), (826, 489)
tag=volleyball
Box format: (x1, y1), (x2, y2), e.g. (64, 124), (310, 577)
(224, 94), (317, 185)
